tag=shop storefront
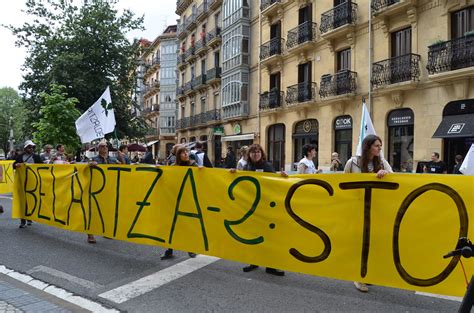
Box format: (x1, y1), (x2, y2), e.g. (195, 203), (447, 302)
(433, 99), (474, 173)
(293, 119), (318, 170)
(334, 115), (352, 166)
(221, 123), (254, 167)
(387, 109), (414, 172)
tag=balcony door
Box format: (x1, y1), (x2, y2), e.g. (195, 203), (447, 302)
(333, 0), (351, 29)
(451, 6), (473, 39)
(391, 27), (411, 83)
(337, 48), (351, 94)
(298, 62), (312, 102)
(269, 72), (281, 108)
(270, 21), (282, 55)
(298, 5), (312, 43)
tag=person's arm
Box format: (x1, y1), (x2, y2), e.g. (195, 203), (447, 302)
(297, 162), (306, 174)
(343, 159), (353, 173)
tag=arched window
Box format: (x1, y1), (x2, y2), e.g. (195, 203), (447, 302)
(293, 119), (318, 170)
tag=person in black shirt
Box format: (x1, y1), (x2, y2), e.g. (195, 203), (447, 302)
(423, 152), (447, 174)
(452, 154), (463, 174)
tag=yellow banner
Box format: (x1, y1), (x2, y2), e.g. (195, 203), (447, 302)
(12, 164), (474, 297)
(0, 161), (14, 194)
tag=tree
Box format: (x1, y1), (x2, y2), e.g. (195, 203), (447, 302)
(0, 87), (26, 155)
(32, 84), (82, 151)
(7, 0), (147, 140)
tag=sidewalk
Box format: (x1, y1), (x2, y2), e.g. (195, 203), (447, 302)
(0, 273), (89, 313)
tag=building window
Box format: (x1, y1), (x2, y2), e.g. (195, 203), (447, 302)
(387, 108), (414, 172)
(268, 124), (285, 171)
(391, 27), (411, 57)
(451, 6), (474, 38)
(334, 115), (352, 167)
(293, 119), (318, 170)
(337, 48), (351, 71)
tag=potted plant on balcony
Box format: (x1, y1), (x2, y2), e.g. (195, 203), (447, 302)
(429, 39), (446, 48)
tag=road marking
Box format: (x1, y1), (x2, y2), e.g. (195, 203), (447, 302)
(27, 265), (104, 290)
(99, 255), (220, 304)
(415, 291), (462, 302)
(0, 264), (118, 312)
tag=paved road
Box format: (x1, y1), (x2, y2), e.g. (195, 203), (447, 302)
(0, 197), (462, 312)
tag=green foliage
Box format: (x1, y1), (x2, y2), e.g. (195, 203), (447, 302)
(0, 87), (26, 155)
(7, 0), (147, 140)
(32, 84), (81, 150)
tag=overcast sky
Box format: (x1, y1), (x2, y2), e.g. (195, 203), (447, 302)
(0, 1), (178, 91)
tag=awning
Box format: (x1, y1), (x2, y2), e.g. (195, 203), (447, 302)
(146, 140), (159, 146)
(221, 133), (255, 142)
(432, 114), (474, 138)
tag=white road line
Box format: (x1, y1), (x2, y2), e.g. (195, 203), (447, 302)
(99, 255), (220, 304)
(415, 291), (463, 302)
(0, 265), (118, 312)
(27, 265), (104, 290)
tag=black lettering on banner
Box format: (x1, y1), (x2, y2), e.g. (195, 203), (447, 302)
(24, 166), (38, 217)
(224, 176), (264, 245)
(51, 166), (65, 225)
(36, 167), (51, 221)
(108, 167), (131, 237)
(393, 183), (469, 286)
(169, 168), (209, 251)
(66, 167), (87, 230)
(127, 167), (165, 242)
(1, 163), (13, 184)
(339, 181), (399, 278)
(88, 166), (106, 233)
(285, 179), (333, 263)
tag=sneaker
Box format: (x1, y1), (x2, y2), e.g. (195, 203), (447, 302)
(160, 249), (174, 260)
(243, 264), (259, 272)
(188, 252), (197, 258)
(27, 220), (33, 226)
(19, 223), (26, 229)
(87, 235), (96, 244)
(354, 281), (368, 292)
(265, 268), (285, 276)
(0, 205), (4, 214)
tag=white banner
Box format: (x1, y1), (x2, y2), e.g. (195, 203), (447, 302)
(356, 101), (377, 156)
(75, 87), (116, 143)
(460, 143), (474, 175)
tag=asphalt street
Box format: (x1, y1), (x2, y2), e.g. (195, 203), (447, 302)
(0, 197), (462, 312)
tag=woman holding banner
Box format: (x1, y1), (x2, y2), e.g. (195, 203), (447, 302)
(160, 145), (198, 260)
(344, 134), (392, 292)
(231, 144), (287, 276)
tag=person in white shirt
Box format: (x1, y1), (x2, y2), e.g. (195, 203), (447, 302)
(236, 145), (249, 170)
(297, 144), (321, 174)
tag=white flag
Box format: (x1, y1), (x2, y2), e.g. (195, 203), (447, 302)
(356, 101), (377, 156)
(459, 144), (474, 175)
(75, 87), (116, 144)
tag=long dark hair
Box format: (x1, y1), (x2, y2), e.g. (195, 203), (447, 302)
(360, 134), (384, 173)
(175, 146), (193, 166)
(247, 144), (267, 166)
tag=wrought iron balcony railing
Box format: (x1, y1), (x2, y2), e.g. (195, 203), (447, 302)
(260, 38), (284, 61)
(371, 53), (421, 88)
(177, 54), (186, 65)
(206, 27), (222, 44)
(152, 56), (161, 65)
(195, 38), (206, 52)
(320, 1), (357, 34)
(176, 117), (190, 129)
(207, 67), (222, 81)
(196, 1), (208, 20)
(184, 80), (194, 93)
(177, 86), (185, 96)
(260, 0), (281, 11)
(205, 109), (221, 122)
(426, 34), (474, 75)
(319, 70), (357, 99)
(287, 21), (318, 49)
(371, 0), (400, 14)
(185, 47), (195, 60)
(193, 74), (207, 88)
(286, 82), (317, 104)
(260, 90), (284, 110)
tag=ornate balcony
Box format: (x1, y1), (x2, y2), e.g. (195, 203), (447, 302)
(371, 0), (417, 18)
(195, 38), (209, 56)
(184, 80), (195, 95)
(260, 38), (284, 67)
(206, 27), (222, 48)
(206, 67), (222, 85)
(177, 54), (187, 70)
(320, 2), (357, 40)
(260, 0), (282, 17)
(185, 46), (196, 63)
(260, 90), (284, 110)
(371, 53), (421, 89)
(319, 70), (357, 99)
(205, 109), (221, 123)
(209, 0), (222, 10)
(177, 22), (187, 40)
(286, 22), (318, 53)
(177, 86), (186, 101)
(196, 1), (208, 23)
(193, 74), (207, 90)
(426, 34), (474, 80)
(286, 82), (317, 105)
(176, 0), (192, 16)
(146, 128), (159, 137)
(177, 117), (191, 130)
(160, 127), (176, 135)
(185, 14), (197, 32)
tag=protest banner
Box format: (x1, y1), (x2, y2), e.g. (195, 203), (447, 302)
(0, 160), (15, 194)
(12, 164), (474, 297)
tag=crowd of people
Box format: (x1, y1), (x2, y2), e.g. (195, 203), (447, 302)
(0, 135), (469, 292)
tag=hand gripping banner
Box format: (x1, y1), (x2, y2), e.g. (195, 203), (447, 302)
(12, 164), (474, 297)
(0, 161), (15, 194)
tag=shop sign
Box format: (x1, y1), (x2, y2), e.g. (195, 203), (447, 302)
(334, 116), (352, 130)
(233, 123), (242, 135)
(213, 127), (224, 136)
(388, 109), (414, 127)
